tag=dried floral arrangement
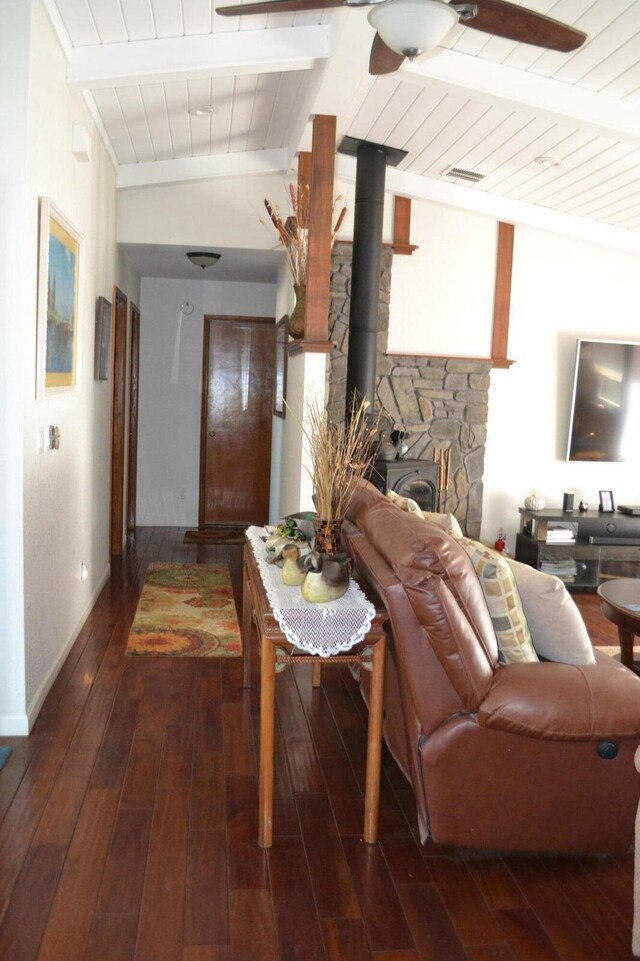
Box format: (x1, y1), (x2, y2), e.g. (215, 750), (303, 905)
(264, 184), (347, 286)
(290, 396), (381, 521)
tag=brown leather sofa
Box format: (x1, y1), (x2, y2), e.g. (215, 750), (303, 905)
(343, 478), (640, 854)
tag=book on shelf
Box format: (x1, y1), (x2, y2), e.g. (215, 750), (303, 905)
(545, 524), (576, 544)
(540, 557), (578, 581)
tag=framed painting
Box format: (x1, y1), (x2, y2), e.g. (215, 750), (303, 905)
(36, 198), (84, 399)
(94, 296), (112, 380)
(273, 315), (288, 417)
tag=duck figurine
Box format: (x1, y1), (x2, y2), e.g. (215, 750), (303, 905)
(301, 551), (351, 603)
(280, 543), (306, 586)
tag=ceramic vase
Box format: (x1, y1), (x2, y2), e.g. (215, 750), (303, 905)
(286, 284), (305, 339)
(313, 516), (343, 555)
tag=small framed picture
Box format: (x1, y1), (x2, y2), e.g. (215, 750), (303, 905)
(36, 197), (84, 398)
(599, 490), (615, 513)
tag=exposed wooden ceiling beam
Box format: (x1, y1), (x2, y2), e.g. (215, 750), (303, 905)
(404, 49), (640, 148)
(117, 148), (290, 189)
(67, 25), (330, 89)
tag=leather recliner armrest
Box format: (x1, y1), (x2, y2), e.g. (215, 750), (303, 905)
(479, 660), (640, 740)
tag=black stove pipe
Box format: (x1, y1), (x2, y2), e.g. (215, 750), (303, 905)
(344, 141), (388, 418)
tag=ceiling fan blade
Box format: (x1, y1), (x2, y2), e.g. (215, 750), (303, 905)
(217, 0), (344, 16)
(461, 0), (587, 52)
(369, 33), (405, 75)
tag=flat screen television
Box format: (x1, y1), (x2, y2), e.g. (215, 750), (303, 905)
(567, 338), (640, 462)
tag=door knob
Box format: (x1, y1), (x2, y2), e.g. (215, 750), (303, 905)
(209, 430), (216, 437)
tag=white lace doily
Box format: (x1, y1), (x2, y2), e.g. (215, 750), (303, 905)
(247, 526), (376, 657)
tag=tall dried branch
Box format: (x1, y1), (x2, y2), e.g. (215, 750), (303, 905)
(289, 397), (381, 520)
(263, 185), (347, 287)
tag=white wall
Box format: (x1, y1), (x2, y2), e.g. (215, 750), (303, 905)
(388, 201), (497, 358)
(0, 0), (31, 734)
(119, 175), (308, 250)
(0, 0), (140, 733)
(482, 226), (640, 550)
(137, 276), (276, 526)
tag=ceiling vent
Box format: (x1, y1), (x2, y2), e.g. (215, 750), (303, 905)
(444, 166), (486, 184)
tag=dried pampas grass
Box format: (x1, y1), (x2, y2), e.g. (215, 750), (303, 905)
(263, 184), (347, 286)
(291, 397), (380, 521)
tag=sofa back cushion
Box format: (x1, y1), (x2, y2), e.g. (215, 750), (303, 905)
(357, 500), (499, 667)
(397, 565), (497, 710)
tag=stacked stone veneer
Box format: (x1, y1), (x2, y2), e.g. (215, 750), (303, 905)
(327, 242), (490, 538)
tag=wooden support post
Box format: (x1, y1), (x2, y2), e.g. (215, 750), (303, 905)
(303, 114), (336, 345)
(491, 221), (515, 368)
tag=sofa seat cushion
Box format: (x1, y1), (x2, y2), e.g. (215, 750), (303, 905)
(479, 659), (640, 740)
(507, 558), (596, 665)
(458, 538), (538, 665)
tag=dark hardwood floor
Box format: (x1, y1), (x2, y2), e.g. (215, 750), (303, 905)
(0, 528), (636, 961)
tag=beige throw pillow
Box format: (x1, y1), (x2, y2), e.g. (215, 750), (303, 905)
(507, 558), (596, 665)
(458, 537), (538, 665)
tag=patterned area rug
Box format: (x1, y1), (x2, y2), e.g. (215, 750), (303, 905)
(127, 563), (242, 657)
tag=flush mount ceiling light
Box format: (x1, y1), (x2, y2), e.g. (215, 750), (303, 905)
(535, 155), (564, 168)
(189, 104), (217, 117)
(186, 251), (221, 269)
(367, 0), (459, 60)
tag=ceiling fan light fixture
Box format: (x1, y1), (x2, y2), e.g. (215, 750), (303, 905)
(186, 251), (222, 269)
(368, 0), (458, 59)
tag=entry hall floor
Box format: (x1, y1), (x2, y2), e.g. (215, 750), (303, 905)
(0, 527), (636, 961)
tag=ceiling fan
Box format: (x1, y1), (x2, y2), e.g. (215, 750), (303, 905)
(216, 0), (587, 76)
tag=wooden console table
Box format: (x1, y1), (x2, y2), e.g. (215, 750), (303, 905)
(242, 534), (388, 848)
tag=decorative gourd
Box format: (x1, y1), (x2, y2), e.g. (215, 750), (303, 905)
(524, 494), (545, 511)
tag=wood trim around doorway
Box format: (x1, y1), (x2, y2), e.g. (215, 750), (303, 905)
(127, 303), (140, 533)
(110, 286), (128, 556)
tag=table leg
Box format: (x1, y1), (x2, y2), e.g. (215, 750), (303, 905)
(618, 626), (636, 671)
(363, 636), (386, 844)
(312, 662), (322, 688)
(242, 561), (252, 689)
(259, 635), (276, 848)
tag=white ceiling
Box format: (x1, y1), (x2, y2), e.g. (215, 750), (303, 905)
(44, 0), (640, 277)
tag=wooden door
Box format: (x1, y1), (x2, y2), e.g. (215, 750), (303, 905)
(127, 303), (140, 533)
(110, 287), (128, 556)
(199, 314), (274, 527)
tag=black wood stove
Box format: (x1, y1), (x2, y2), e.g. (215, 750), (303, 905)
(368, 459), (439, 513)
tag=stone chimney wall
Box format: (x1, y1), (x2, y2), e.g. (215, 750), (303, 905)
(326, 241), (490, 539)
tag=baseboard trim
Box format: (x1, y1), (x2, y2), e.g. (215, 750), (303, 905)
(25, 565), (111, 733)
(0, 714), (30, 736)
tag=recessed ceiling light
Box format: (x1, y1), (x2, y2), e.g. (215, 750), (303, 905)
(190, 104), (217, 117)
(535, 155), (564, 168)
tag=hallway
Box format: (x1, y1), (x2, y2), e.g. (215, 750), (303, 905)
(0, 528), (635, 961)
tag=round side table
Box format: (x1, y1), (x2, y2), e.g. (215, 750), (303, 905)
(597, 578), (640, 670)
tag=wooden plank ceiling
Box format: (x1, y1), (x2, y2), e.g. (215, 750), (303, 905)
(47, 0), (640, 235)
